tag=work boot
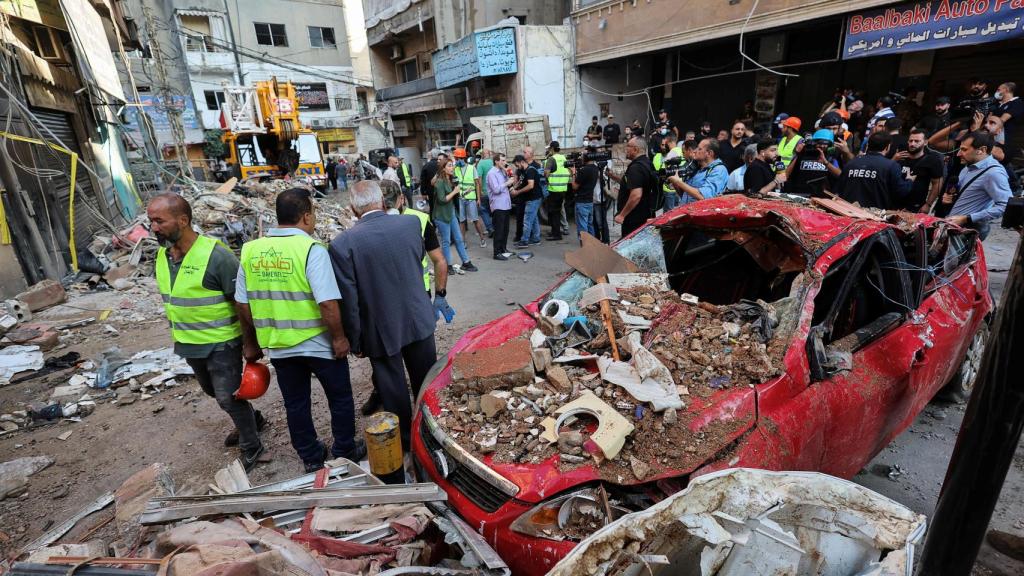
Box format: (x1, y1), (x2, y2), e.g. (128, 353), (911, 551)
(987, 530), (1024, 561)
(360, 391), (381, 416)
(241, 442), (266, 472)
(335, 439), (368, 463)
(303, 443), (330, 474)
(224, 410), (267, 447)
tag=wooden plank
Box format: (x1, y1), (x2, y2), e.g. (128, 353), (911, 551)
(810, 197), (884, 221)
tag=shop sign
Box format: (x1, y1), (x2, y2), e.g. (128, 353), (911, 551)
(433, 27), (517, 88)
(844, 0), (1024, 59)
(129, 95), (200, 132)
(316, 127), (355, 141)
(295, 82), (330, 110)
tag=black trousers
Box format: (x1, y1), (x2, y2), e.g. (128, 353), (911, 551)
(492, 209), (511, 256)
(546, 192), (565, 239)
(593, 199), (610, 244)
(369, 334), (437, 451)
(186, 343), (259, 452)
(513, 201), (526, 243)
(271, 356), (356, 464)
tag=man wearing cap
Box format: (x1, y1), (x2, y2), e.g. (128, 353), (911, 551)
(453, 149), (487, 249)
(544, 141), (571, 241)
(778, 116), (803, 169)
(330, 181), (440, 454)
(149, 193), (266, 472)
(819, 111), (855, 163)
(603, 114), (621, 144)
(236, 188), (363, 473)
(650, 109), (679, 154)
(785, 130), (842, 198)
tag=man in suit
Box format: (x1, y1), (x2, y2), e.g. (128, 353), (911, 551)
(329, 181), (441, 451)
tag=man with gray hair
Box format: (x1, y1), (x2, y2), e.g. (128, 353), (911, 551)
(329, 181), (440, 455)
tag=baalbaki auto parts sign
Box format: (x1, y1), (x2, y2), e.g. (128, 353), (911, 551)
(843, 0), (1024, 59)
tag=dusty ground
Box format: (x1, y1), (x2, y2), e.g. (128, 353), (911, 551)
(0, 214), (1020, 574)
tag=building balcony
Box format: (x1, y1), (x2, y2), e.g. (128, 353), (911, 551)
(185, 50), (236, 73)
(378, 76), (437, 101)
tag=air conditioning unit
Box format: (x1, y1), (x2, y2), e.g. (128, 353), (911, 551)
(390, 44), (404, 61)
(311, 119), (324, 128)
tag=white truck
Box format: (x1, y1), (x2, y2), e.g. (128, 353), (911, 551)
(464, 114), (551, 158)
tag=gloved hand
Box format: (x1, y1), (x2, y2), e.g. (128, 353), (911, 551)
(433, 295), (455, 324)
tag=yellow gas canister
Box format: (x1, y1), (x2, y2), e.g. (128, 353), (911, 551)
(364, 412), (405, 484)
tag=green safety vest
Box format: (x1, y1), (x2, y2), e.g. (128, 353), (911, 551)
(454, 165), (477, 200)
(399, 163), (412, 188)
(547, 153), (570, 193)
(156, 236), (242, 345)
(240, 234), (326, 349)
(406, 208), (431, 292)
(779, 135), (801, 168)
(663, 147), (682, 193)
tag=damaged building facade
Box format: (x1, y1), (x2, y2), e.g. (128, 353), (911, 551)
(364, 0), (572, 171)
(0, 0), (141, 298)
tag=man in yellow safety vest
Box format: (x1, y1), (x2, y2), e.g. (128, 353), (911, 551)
(453, 148), (487, 248)
(149, 193), (266, 471)
(544, 140), (571, 241)
(778, 116), (804, 169)
(236, 188), (365, 473)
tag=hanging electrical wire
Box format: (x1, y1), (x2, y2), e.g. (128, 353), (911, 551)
(738, 0), (798, 78)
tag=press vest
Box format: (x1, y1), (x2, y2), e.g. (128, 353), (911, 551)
(455, 165), (477, 200)
(547, 153), (570, 193)
(779, 135), (801, 168)
(156, 236), (242, 345)
(240, 234), (326, 349)
(406, 208), (431, 292)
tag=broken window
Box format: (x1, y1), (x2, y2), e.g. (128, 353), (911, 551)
(661, 224), (806, 306)
(180, 14), (219, 52)
(307, 26), (336, 48)
(923, 222), (977, 293)
(204, 90), (226, 111)
(254, 23), (288, 47)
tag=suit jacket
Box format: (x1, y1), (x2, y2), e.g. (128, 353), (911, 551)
(329, 211), (435, 358)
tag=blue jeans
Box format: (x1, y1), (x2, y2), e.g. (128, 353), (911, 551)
(479, 195), (493, 232)
(575, 202), (594, 241)
(436, 218), (470, 264)
(663, 191), (680, 212)
(271, 356), (356, 464)
(521, 198), (542, 244)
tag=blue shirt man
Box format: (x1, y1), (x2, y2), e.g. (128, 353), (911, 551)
(948, 132), (1011, 240)
(666, 138), (729, 206)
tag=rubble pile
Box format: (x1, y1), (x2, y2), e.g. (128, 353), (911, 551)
(437, 274), (791, 481)
(6, 459), (506, 575)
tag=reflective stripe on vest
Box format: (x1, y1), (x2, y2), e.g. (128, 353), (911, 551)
(455, 165), (477, 200)
(240, 234), (326, 349)
(779, 135), (801, 167)
(155, 235), (242, 345)
(547, 153), (570, 193)
(406, 208), (431, 292)
(400, 163), (412, 187)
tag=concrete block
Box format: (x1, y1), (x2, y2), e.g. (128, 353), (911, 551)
(15, 279), (66, 312)
(451, 338), (534, 393)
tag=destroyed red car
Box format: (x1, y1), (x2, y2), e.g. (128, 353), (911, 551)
(411, 195), (991, 576)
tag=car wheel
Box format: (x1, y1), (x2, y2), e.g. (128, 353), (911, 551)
(939, 318), (991, 403)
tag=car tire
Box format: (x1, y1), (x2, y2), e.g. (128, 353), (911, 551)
(938, 317), (991, 404)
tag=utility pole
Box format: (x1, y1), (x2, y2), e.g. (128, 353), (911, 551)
(222, 0), (244, 85)
(918, 228), (1024, 574)
(142, 2), (192, 181)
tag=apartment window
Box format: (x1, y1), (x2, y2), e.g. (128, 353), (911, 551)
(334, 96), (352, 111)
(254, 23), (288, 47)
(308, 26), (336, 48)
(204, 90), (226, 110)
(397, 57), (418, 83)
(32, 26), (61, 59)
(180, 15), (217, 52)
(357, 91), (368, 115)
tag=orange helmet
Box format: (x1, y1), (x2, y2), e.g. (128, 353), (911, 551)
(453, 148), (467, 159)
(235, 362), (270, 400)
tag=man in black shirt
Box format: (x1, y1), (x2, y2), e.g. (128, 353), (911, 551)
(420, 150), (446, 214)
(995, 81), (1022, 142)
(719, 121), (748, 173)
(744, 139), (782, 195)
(586, 116), (603, 143)
(883, 117), (908, 159)
(894, 128), (944, 212)
(603, 114), (621, 144)
(608, 137), (657, 237)
(650, 109), (678, 154)
(917, 96), (952, 137)
(785, 131), (841, 197)
(513, 153), (543, 247)
(571, 152), (600, 242)
(836, 132), (908, 210)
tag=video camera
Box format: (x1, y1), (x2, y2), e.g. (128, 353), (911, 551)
(658, 156), (698, 182)
(565, 146), (612, 169)
(951, 96), (999, 123)
(799, 136), (836, 160)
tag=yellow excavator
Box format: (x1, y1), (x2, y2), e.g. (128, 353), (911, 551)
(220, 78), (327, 192)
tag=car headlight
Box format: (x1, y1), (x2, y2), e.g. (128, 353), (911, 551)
(509, 487), (629, 542)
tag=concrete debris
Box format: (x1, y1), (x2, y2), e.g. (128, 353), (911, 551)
(0, 456), (53, 499)
(0, 345), (44, 386)
(14, 280), (66, 312)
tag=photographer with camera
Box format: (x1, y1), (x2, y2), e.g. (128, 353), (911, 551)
(653, 133), (683, 212)
(945, 131), (1011, 240)
(836, 132), (908, 210)
(785, 129), (842, 198)
(665, 137), (729, 206)
(720, 121), (750, 173)
(744, 139), (784, 195)
(570, 148), (601, 242)
(608, 137), (658, 237)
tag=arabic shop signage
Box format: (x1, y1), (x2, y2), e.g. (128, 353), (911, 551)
(432, 27), (518, 89)
(843, 0), (1024, 59)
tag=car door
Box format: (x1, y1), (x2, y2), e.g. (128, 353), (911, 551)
(804, 230), (929, 479)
